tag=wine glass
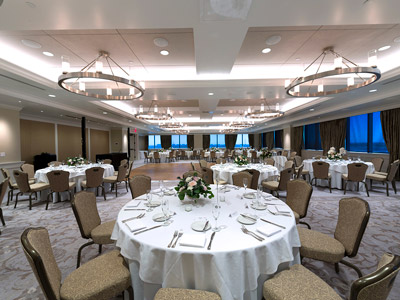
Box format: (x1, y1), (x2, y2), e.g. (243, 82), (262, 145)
(243, 177), (248, 196)
(161, 192), (170, 221)
(159, 180), (164, 192)
(212, 202), (221, 232)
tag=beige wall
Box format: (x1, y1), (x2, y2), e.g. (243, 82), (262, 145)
(90, 129), (109, 161)
(111, 129), (123, 152)
(20, 119), (55, 164)
(58, 125), (88, 161)
(0, 107), (21, 163)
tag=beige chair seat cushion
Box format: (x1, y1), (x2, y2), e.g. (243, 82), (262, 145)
(366, 173), (387, 181)
(154, 288), (221, 300)
(103, 176), (118, 183)
(29, 179), (36, 184)
(341, 173), (348, 180)
(68, 182), (76, 189)
(300, 169), (310, 175)
(263, 264), (342, 300)
(81, 180), (102, 188)
(298, 227), (345, 263)
(60, 249), (130, 300)
(11, 182), (19, 189)
(30, 182), (50, 192)
(213, 180), (227, 185)
(293, 211), (300, 224)
(262, 181), (279, 190)
(91, 220), (116, 244)
(374, 171), (388, 176)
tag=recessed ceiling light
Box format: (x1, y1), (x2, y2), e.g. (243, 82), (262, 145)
(378, 45), (391, 51)
(369, 89), (377, 93)
(18, 100), (22, 103)
(103, 111), (108, 114)
(262, 48), (272, 54)
(295, 58), (301, 61)
(153, 37), (169, 47)
(48, 94), (56, 97)
(309, 108), (314, 111)
(189, 114), (192, 117)
(229, 99), (236, 102)
(394, 37), (400, 43)
(21, 39), (42, 49)
(208, 92), (214, 96)
(160, 50), (169, 56)
(42, 51), (54, 57)
(265, 35), (281, 46)
(128, 120), (132, 123)
(40, 110), (44, 113)
(60, 114), (63, 117)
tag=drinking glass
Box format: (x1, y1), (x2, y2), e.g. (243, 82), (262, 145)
(243, 177), (248, 195)
(161, 193), (169, 220)
(159, 180), (164, 192)
(212, 202), (221, 232)
(146, 189), (152, 205)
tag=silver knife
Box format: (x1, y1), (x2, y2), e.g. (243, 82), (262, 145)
(260, 218), (286, 229)
(207, 232), (216, 250)
(124, 208), (146, 211)
(202, 221), (209, 231)
(134, 225), (163, 235)
(240, 214), (257, 221)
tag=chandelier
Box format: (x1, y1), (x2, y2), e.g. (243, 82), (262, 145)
(134, 101), (172, 121)
(285, 47), (381, 97)
(58, 51), (145, 100)
(245, 100), (283, 119)
(229, 114), (254, 129)
(159, 121), (183, 129)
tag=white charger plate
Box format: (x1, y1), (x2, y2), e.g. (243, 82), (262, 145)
(191, 220), (211, 232)
(237, 214), (257, 225)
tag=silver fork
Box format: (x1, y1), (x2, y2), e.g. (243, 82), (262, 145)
(172, 231), (183, 248)
(168, 230), (178, 248)
(122, 213), (145, 223)
(241, 225), (264, 241)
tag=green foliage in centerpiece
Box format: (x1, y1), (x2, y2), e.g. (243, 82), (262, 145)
(66, 156), (85, 166)
(260, 147), (273, 160)
(234, 155), (249, 166)
(327, 147), (343, 160)
(175, 172), (214, 202)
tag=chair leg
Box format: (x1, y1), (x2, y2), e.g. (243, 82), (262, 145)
(392, 181), (397, 194)
(14, 192), (21, 209)
(100, 185), (107, 201)
(340, 259), (363, 278)
(29, 193), (33, 210)
(46, 192), (52, 210)
(299, 221), (311, 229)
(329, 178), (331, 193)
(7, 190), (12, 205)
(363, 182), (369, 197)
(386, 182), (389, 196)
(99, 244), (102, 253)
(77, 241), (95, 268)
(369, 178), (373, 191)
(115, 182), (118, 197)
(335, 262), (340, 273)
(343, 181), (347, 195)
(125, 180), (128, 192)
(0, 208), (5, 226)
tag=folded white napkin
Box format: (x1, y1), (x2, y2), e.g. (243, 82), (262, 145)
(273, 205), (292, 214)
(257, 224), (281, 237)
(179, 234), (206, 248)
(124, 220), (146, 232)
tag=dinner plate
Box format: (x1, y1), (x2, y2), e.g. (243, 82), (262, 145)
(251, 203), (268, 210)
(146, 200), (161, 207)
(243, 192), (256, 199)
(164, 189), (175, 196)
(191, 220), (211, 232)
(237, 214), (257, 225)
(152, 213), (170, 222)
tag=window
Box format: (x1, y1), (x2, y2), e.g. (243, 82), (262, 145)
(304, 123), (322, 150)
(210, 134), (226, 148)
(274, 130), (283, 148)
(235, 134), (250, 148)
(148, 135), (161, 149)
(346, 112), (387, 153)
(171, 135), (188, 149)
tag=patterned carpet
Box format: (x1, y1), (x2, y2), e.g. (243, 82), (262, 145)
(0, 181), (399, 299)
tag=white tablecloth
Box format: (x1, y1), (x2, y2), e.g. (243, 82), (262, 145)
(148, 151), (170, 162)
(272, 156), (287, 171)
(303, 159), (375, 190)
(139, 151), (147, 160)
(205, 151), (224, 159)
(112, 185), (300, 300)
(211, 163), (279, 185)
(185, 150), (193, 158)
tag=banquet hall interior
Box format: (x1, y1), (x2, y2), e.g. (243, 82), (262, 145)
(1, 1), (400, 299)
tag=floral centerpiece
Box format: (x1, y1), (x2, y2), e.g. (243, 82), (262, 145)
(66, 156), (85, 166)
(234, 155), (249, 166)
(210, 147), (219, 152)
(327, 147), (343, 160)
(260, 147), (273, 160)
(175, 172), (214, 202)
(157, 148), (165, 153)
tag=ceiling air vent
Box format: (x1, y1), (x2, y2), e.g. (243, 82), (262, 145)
(0, 74), (45, 90)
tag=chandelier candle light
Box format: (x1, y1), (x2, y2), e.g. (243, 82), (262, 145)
(245, 100), (284, 120)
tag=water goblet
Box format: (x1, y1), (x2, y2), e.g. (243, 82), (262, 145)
(161, 194), (169, 221)
(211, 202), (221, 232)
(243, 177), (248, 196)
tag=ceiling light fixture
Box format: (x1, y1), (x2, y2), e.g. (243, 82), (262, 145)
(265, 35), (281, 46)
(261, 48), (271, 54)
(208, 92), (214, 96)
(369, 89), (377, 93)
(285, 47), (381, 97)
(42, 51), (54, 57)
(134, 100), (172, 121)
(48, 94), (56, 97)
(229, 113), (254, 129)
(378, 45), (391, 51)
(58, 51), (145, 100)
(160, 50), (169, 56)
(21, 39), (42, 49)
(394, 37), (400, 43)
(153, 37), (169, 47)
(245, 100), (284, 120)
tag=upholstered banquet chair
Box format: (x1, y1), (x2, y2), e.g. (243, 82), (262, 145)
(366, 160), (399, 196)
(293, 155), (302, 167)
(199, 159), (208, 168)
(216, 158), (226, 164)
(103, 163), (129, 197)
(264, 157), (275, 166)
(21, 227), (133, 300)
(114, 159), (132, 176)
(166, 151), (176, 162)
(263, 252), (400, 300)
(342, 163), (369, 196)
(71, 191), (116, 268)
(1, 168), (19, 205)
(298, 197), (370, 278)
(209, 151), (217, 162)
(183, 170), (203, 179)
(295, 164), (310, 182)
(200, 167), (214, 185)
(282, 150), (288, 157)
(153, 151), (161, 163)
(129, 175), (151, 199)
(21, 163), (35, 183)
(46, 170), (76, 210)
(262, 168), (294, 198)
(371, 157), (384, 173)
(144, 151), (151, 163)
(0, 179), (8, 226)
(81, 167), (106, 200)
(243, 169), (260, 190)
(286, 179), (313, 228)
(288, 151), (297, 161)
(13, 170), (50, 210)
(251, 151), (258, 163)
(311, 161), (332, 193)
(47, 161), (62, 167)
(103, 159), (112, 164)
(232, 171), (253, 188)
(284, 160), (294, 169)
(154, 288), (221, 300)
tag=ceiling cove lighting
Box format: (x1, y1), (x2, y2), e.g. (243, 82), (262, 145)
(245, 100), (284, 120)
(285, 47), (381, 97)
(58, 51), (145, 100)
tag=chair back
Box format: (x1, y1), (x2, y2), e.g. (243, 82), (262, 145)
(0, 179), (9, 206)
(103, 159), (112, 164)
(200, 167), (213, 185)
(129, 175), (151, 199)
(350, 253), (400, 300)
(294, 156), (302, 167)
(126, 161), (134, 178)
(144, 152), (149, 159)
(264, 158), (275, 166)
(85, 167), (104, 188)
(193, 150), (198, 157)
(312, 161), (330, 179)
(183, 171), (203, 179)
(216, 158), (226, 164)
(13, 170), (31, 193)
(223, 150), (229, 159)
(289, 151), (297, 159)
(48, 161), (62, 167)
(153, 152), (160, 159)
(243, 169), (260, 190)
(251, 151), (257, 159)
(1, 168), (14, 188)
(117, 164), (129, 182)
(21, 227), (62, 300)
(47, 170), (70, 192)
(334, 197), (370, 257)
(120, 159), (128, 166)
(286, 179), (313, 218)
(296, 164), (304, 179)
(371, 157), (384, 173)
(191, 162), (196, 171)
(347, 163), (368, 182)
(278, 168), (294, 191)
(232, 171), (253, 188)
(199, 160), (208, 168)
(210, 151), (216, 159)
(387, 161), (400, 182)
(200, 150), (205, 159)
(169, 151), (174, 158)
(282, 150), (288, 157)
(21, 163), (35, 179)
(284, 160), (294, 169)
(71, 191), (101, 239)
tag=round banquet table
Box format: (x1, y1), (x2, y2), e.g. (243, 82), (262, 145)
(272, 156), (287, 171)
(205, 151), (225, 159)
(211, 163), (279, 185)
(303, 159), (375, 191)
(111, 185), (301, 300)
(148, 151), (170, 162)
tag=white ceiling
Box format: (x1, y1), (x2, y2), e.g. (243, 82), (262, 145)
(1, 0), (400, 134)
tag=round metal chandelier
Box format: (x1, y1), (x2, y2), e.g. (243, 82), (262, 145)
(285, 47), (381, 97)
(134, 101), (172, 121)
(58, 51), (145, 100)
(245, 101), (284, 120)
(159, 121), (182, 129)
(229, 114), (254, 129)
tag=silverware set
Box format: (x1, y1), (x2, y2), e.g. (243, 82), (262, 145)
(171, 231), (183, 248)
(207, 232), (216, 250)
(122, 213), (145, 223)
(241, 225), (264, 241)
(267, 207), (291, 217)
(259, 218), (286, 229)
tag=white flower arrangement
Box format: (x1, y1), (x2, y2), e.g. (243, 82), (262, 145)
(327, 147), (343, 160)
(66, 156), (85, 166)
(234, 155), (249, 166)
(175, 172), (214, 202)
